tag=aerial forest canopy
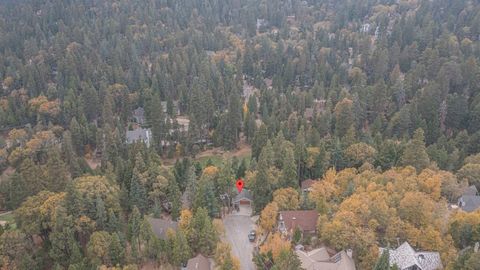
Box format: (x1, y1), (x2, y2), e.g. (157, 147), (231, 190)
(0, 0), (479, 269)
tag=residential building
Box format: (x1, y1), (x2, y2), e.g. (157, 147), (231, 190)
(295, 246), (356, 270)
(301, 179), (316, 193)
(126, 127), (152, 147)
(185, 254), (211, 270)
(458, 185), (480, 212)
(379, 242), (443, 270)
(233, 189), (253, 207)
(278, 210), (318, 235)
(147, 217), (178, 240)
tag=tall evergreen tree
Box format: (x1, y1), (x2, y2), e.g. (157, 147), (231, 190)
(252, 147), (273, 213)
(401, 128), (430, 172)
(281, 146), (297, 188)
(374, 249), (390, 270)
(252, 124), (268, 161)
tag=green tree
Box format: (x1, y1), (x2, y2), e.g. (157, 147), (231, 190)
(190, 208), (218, 255)
(334, 98), (354, 138)
(171, 231), (191, 266)
(252, 146), (274, 213)
(271, 249), (302, 270)
(401, 128), (430, 172)
(128, 206), (142, 242)
(252, 125), (268, 161)
(109, 232), (125, 266)
(87, 231), (111, 266)
(281, 146), (297, 188)
(168, 177), (182, 220)
(374, 249), (390, 270)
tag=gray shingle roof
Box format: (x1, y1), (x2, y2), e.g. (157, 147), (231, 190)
(458, 195), (480, 212)
(147, 217), (178, 240)
(463, 185), (479, 196)
(296, 248), (356, 270)
(126, 127), (151, 146)
(186, 254), (211, 270)
(233, 189), (253, 203)
(379, 242), (443, 270)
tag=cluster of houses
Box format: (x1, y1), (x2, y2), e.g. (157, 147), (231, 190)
(142, 179), (461, 270)
(299, 179), (446, 270)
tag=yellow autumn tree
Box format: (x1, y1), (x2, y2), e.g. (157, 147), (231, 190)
(203, 165), (219, 176)
(214, 242), (241, 270)
(259, 202), (279, 234)
(273, 188), (300, 210)
(259, 233), (291, 260)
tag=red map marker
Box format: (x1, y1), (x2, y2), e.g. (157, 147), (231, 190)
(236, 178), (244, 193)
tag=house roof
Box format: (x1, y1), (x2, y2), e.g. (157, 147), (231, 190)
(296, 248), (356, 270)
(379, 242), (443, 270)
(233, 189), (253, 203)
(463, 185), (478, 196)
(279, 210), (318, 232)
(458, 195), (480, 212)
(301, 179), (316, 190)
(186, 254), (211, 270)
(126, 128), (151, 145)
(147, 217), (178, 240)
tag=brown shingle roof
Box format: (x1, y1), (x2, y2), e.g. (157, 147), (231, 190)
(186, 254), (211, 270)
(279, 210), (318, 233)
(301, 179), (316, 190)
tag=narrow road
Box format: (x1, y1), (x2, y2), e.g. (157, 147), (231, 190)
(223, 205), (256, 270)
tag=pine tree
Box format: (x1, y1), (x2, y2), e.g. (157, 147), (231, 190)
(95, 196), (107, 230)
(190, 207), (218, 255)
(44, 148), (70, 192)
(184, 164), (198, 208)
(172, 231), (191, 266)
(109, 232), (125, 266)
(106, 209), (120, 233)
(62, 130), (82, 178)
(128, 206), (142, 242)
(129, 154), (148, 212)
(129, 172), (147, 213)
(252, 147), (273, 213)
(401, 128), (430, 172)
(273, 131), (286, 168)
(147, 92), (166, 153)
(334, 98), (354, 138)
(374, 249), (390, 270)
(281, 146), (297, 188)
(294, 126), (307, 180)
(252, 125), (268, 161)
(168, 177), (182, 220)
(69, 117), (84, 154)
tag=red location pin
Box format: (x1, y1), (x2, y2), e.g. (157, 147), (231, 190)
(236, 178), (244, 193)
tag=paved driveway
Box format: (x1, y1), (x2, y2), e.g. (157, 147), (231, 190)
(223, 205), (256, 270)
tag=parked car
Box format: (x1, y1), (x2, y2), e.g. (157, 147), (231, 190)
(248, 230), (256, 242)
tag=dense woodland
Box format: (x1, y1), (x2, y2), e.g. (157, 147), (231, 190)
(1, 0), (480, 269)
